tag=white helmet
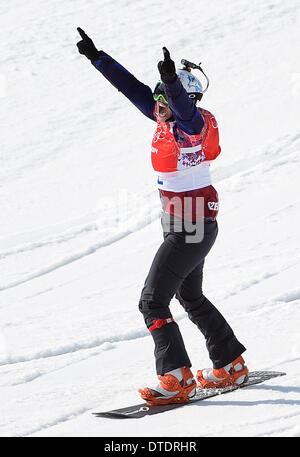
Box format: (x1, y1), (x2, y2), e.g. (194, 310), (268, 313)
(177, 69), (203, 94)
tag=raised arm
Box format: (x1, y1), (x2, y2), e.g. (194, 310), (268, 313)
(76, 28), (155, 120)
(158, 47), (204, 134)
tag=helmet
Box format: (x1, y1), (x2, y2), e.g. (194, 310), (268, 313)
(176, 69), (203, 94)
(153, 69), (204, 104)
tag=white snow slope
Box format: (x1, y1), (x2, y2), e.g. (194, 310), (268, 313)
(0, 0), (300, 437)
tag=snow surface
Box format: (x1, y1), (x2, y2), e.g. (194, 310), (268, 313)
(1, 0), (300, 437)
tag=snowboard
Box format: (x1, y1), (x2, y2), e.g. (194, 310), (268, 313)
(93, 371), (285, 419)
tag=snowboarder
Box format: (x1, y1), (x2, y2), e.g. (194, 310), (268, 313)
(76, 28), (248, 405)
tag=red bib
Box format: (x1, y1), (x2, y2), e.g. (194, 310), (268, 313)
(151, 108), (221, 174)
(151, 123), (180, 172)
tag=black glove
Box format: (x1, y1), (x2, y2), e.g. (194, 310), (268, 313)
(157, 47), (177, 84)
(76, 27), (100, 61)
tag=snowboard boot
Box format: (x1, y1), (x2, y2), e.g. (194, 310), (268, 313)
(197, 355), (249, 389)
(139, 367), (197, 405)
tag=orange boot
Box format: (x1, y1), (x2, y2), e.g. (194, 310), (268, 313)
(197, 356), (249, 389)
(139, 367), (197, 405)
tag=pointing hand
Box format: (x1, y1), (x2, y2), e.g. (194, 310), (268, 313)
(76, 27), (100, 62)
(158, 47), (176, 84)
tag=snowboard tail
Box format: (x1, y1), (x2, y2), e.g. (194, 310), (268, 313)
(93, 371), (286, 419)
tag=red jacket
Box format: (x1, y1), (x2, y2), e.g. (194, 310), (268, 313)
(152, 108), (220, 221)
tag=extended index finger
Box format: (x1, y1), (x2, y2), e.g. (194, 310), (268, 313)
(162, 47), (171, 60)
(77, 27), (89, 40)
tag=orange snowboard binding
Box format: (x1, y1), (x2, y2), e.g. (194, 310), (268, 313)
(139, 367), (197, 406)
(197, 356), (249, 389)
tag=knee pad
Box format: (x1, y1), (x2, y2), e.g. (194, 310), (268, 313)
(139, 285), (170, 312)
(139, 286), (171, 325)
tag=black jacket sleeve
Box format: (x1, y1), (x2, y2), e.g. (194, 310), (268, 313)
(164, 77), (204, 134)
(92, 52), (156, 121)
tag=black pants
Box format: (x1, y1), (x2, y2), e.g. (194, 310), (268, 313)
(139, 216), (246, 375)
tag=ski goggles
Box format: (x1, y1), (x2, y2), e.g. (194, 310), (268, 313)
(153, 82), (168, 105)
